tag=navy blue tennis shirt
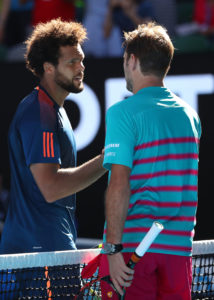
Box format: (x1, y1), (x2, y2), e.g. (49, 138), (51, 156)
(0, 86), (77, 254)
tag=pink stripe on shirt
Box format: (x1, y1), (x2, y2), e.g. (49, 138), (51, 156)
(134, 137), (200, 150)
(131, 185), (197, 195)
(128, 200), (197, 209)
(133, 153), (198, 165)
(126, 214), (196, 222)
(130, 169), (198, 179)
(104, 227), (194, 237)
(123, 242), (192, 252)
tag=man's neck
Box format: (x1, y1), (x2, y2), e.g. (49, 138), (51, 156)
(40, 79), (68, 107)
(132, 75), (164, 94)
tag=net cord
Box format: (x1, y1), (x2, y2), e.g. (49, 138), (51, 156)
(0, 249), (101, 270)
(1, 240), (214, 270)
(192, 240), (214, 256)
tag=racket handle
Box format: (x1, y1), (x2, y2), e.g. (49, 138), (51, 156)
(126, 221), (164, 270)
(135, 221), (164, 257)
(118, 253), (141, 299)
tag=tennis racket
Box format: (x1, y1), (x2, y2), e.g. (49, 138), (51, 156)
(74, 221), (163, 300)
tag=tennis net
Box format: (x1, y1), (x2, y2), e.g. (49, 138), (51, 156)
(0, 239), (214, 299)
(192, 240), (214, 299)
(0, 247), (101, 299)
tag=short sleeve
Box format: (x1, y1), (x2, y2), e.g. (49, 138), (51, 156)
(103, 104), (135, 170)
(19, 111), (61, 167)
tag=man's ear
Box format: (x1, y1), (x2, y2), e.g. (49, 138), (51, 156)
(130, 54), (138, 71)
(43, 62), (55, 75)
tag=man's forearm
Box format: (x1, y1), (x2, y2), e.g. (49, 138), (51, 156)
(30, 154), (107, 203)
(105, 181), (130, 244)
(57, 154), (107, 196)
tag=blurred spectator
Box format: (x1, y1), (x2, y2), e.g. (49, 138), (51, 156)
(0, 0), (9, 60)
(170, 0), (214, 53)
(83, 0), (123, 58)
(104, 0), (156, 40)
(0, 0), (10, 44)
(150, 0), (177, 37)
(176, 0), (214, 35)
(175, 0), (214, 42)
(32, 0), (75, 26)
(2, 0), (33, 47)
(0, 173), (9, 236)
(0, 0), (33, 61)
(193, 0), (214, 37)
(75, 0), (85, 22)
(4, 0), (76, 61)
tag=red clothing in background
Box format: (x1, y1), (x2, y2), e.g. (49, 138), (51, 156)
(193, 0), (214, 26)
(32, 0), (75, 26)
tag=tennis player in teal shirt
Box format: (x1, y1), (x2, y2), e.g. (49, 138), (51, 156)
(100, 22), (201, 300)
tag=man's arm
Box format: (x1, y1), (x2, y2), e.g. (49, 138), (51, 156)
(105, 164), (134, 295)
(103, 0), (121, 38)
(0, 0), (10, 43)
(30, 153), (106, 203)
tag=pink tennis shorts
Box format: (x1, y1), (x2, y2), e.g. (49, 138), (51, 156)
(99, 252), (192, 300)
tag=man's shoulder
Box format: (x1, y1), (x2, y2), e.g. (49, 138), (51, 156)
(107, 94), (135, 113)
(17, 87), (56, 121)
(173, 93), (200, 120)
(18, 89), (38, 111)
(12, 89), (41, 126)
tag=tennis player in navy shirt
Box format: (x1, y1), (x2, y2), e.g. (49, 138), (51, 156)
(0, 19), (106, 255)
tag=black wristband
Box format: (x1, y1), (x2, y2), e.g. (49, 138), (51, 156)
(103, 243), (123, 255)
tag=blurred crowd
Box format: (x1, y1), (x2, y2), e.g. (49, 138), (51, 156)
(0, 0), (213, 62)
(175, 0), (214, 51)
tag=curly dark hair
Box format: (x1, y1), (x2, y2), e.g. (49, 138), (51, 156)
(123, 22), (174, 78)
(25, 18), (87, 78)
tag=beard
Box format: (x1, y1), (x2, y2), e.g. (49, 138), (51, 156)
(126, 77), (133, 92)
(54, 70), (84, 94)
(124, 60), (133, 92)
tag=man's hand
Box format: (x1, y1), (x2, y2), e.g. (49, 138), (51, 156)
(108, 252), (134, 296)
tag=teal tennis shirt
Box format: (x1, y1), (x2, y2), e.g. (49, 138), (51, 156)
(103, 87), (201, 256)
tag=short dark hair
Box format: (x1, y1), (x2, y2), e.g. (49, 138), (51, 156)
(123, 22), (174, 78)
(25, 18), (87, 78)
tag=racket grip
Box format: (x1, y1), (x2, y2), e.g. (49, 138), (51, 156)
(118, 253), (141, 299)
(126, 252), (141, 269)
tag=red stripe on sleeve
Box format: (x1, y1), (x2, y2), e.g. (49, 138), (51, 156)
(43, 132), (46, 157)
(47, 132), (50, 158)
(50, 133), (54, 158)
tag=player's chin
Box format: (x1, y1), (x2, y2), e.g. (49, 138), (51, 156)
(76, 83), (84, 93)
(72, 85), (84, 94)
